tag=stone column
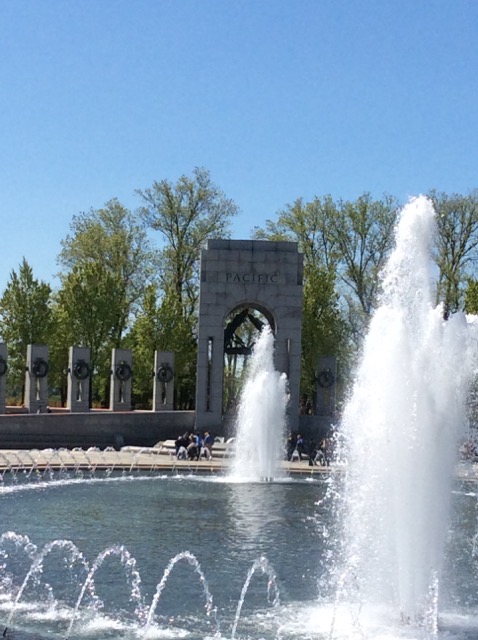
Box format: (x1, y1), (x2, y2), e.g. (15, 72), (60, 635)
(109, 348), (132, 411)
(316, 355), (337, 416)
(67, 346), (91, 412)
(153, 351), (175, 411)
(0, 343), (7, 414)
(25, 344), (49, 413)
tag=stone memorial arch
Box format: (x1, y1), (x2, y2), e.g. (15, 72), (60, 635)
(195, 239), (303, 433)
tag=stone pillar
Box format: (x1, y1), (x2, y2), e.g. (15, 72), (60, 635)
(316, 355), (337, 416)
(109, 348), (132, 411)
(25, 344), (49, 413)
(153, 351), (175, 411)
(67, 346), (91, 412)
(0, 343), (7, 414)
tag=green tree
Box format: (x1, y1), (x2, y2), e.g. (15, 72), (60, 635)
(301, 264), (349, 406)
(464, 279), (478, 315)
(325, 193), (398, 342)
(253, 196), (352, 400)
(56, 199), (156, 405)
(255, 193), (398, 344)
(58, 198), (156, 345)
(126, 285), (196, 409)
(47, 302), (73, 406)
(429, 190), (478, 316)
(137, 167), (239, 320)
(254, 195), (338, 267)
(0, 259), (53, 400)
(55, 262), (123, 405)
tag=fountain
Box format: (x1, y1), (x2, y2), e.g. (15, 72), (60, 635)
(229, 324), (289, 482)
(0, 474), (326, 639)
(1, 196), (478, 639)
(328, 195), (478, 635)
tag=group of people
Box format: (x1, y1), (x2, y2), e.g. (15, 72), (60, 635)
(175, 431), (215, 461)
(287, 433), (332, 466)
(174, 429), (334, 465)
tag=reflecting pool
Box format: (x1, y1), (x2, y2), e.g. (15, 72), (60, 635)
(0, 473), (328, 639)
(0, 471), (478, 640)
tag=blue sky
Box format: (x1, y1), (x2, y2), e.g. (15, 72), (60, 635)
(1, 0), (478, 294)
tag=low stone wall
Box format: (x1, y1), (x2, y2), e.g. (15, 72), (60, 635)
(0, 411), (334, 451)
(0, 410), (196, 450)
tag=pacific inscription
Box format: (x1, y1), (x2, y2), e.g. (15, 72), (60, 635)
(225, 272), (279, 284)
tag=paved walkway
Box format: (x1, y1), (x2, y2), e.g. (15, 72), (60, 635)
(0, 445), (337, 477)
(0, 445), (476, 480)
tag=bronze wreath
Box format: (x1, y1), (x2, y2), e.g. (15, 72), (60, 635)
(317, 369), (335, 389)
(32, 358), (49, 379)
(115, 362), (132, 382)
(73, 360), (91, 381)
(157, 364), (174, 383)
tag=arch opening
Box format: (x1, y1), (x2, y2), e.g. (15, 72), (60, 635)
(223, 304), (275, 418)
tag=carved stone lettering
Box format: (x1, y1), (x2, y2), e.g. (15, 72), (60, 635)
(225, 272), (279, 283)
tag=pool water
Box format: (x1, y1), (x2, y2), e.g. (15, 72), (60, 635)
(0, 472), (478, 640)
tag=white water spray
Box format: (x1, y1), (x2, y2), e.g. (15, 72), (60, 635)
(229, 326), (288, 482)
(337, 196), (478, 620)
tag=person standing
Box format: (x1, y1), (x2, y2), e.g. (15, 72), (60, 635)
(194, 432), (204, 461)
(296, 434), (305, 461)
(203, 431), (214, 459)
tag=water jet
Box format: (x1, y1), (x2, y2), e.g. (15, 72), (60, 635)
(229, 325), (288, 483)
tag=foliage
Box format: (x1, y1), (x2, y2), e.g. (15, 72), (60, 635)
(253, 194), (397, 399)
(55, 262), (124, 404)
(301, 263), (350, 406)
(429, 190), (478, 316)
(0, 259), (53, 398)
(464, 279), (478, 315)
(320, 193), (398, 344)
(58, 198), (156, 343)
(132, 168), (239, 407)
(56, 198), (157, 405)
(137, 167), (239, 320)
(254, 195), (338, 266)
(255, 193), (398, 346)
(125, 285), (197, 409)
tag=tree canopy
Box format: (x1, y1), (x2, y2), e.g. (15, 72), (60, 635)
(137, 167), (239, 321)
(58, 198), (156, 344)
(254, 193), (399, 346)
(430, 190), (478, 316)
(0, 258), (53, 395)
